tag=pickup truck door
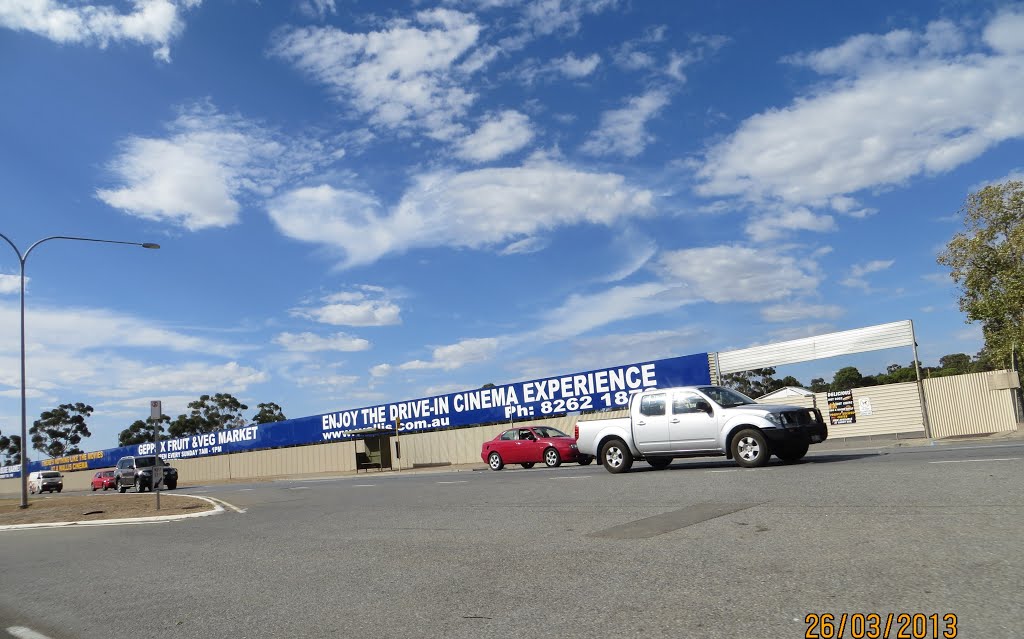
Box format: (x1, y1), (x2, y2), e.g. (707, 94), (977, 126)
(669, 390), (720, 450)
(632, 392), (671, 453)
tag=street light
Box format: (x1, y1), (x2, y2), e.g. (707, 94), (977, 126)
(0, 234), (160, 508)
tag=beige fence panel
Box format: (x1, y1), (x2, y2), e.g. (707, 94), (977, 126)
(756, 383), (924, 439)
(924, 370), (1019, 438)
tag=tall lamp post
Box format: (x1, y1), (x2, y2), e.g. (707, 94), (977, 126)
(0, 233), (160, 508)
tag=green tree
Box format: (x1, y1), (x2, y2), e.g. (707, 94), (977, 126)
(809, 377), (830, 393)
(252, 402), (286, 424)
(30, 403), (93, 458)
(721, 367), (788, 397)
(0, 430), (22, 466)
(831, 367), (864, 391)
(168, 393), (248, 438)
(938, 180), (1024, 368)
(938, 353), (972, 375)
(118, 415), (170, 446)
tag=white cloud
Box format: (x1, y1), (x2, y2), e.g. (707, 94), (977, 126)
(533, 283), (694, 343)
(611, 25), (665, 71)
(267, 158), (654, 267)
(513, 327), (707, 379)
(375, 282), (697, 375)
(513, 52), (600, 84)
(273, 331), (371, 352)
(293, 373), (359, 389)
(658, 245), (821, 302)
(0, 0), (201, 61)
(783, 20), (965, 74)
(767, 323), (837, 343)
(0, 303), (243, 359)
(298, 0), (335, 20)
(293, 300), (401, 327)
(292, 286), (401, 327)
(599, 231), (656, 282)
(271, 9), (483, 141)
(984, 10), (1024, 54)
(581, 90), (670, 157)
(97, 102), (334, 230)
(520, 0), (618, 37)
(553, 52), (600, 77)
(761, 303), (844, 323)
(0, 274), (21, 295)
(91, 361), (267, 398)
(501, 237), (547, 255)
(746, 207), (836, 241)
(972, 168), (1024, 191)
(0, 302), (261, 415)
(698, 14), (1024, 206)
(399, 337), (499, 371)
(455, 110), (535, 162)
(841, 259), (894, 290)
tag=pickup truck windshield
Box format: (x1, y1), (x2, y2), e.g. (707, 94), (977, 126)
(135, 457), (159, 468)
(697, 386), (757, 407)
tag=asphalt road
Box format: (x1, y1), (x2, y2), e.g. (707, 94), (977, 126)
(2, 442), (1022, 639)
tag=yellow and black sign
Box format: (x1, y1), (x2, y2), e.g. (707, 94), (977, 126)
(826, 390), (856, 425)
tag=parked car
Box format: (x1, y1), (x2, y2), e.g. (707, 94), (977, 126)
(28, 470), (63, 494)
(481, 425), (590, 470)
(91, 470), (117, 491)
(114, 455), (178, 492)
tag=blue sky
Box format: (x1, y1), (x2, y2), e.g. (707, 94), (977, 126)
(2, 0), (1022, 451)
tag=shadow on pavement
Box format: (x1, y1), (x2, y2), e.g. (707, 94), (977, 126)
(623, 452), (881, 473)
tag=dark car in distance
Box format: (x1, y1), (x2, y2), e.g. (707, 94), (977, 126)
(115, 455), (178, 492)
(481, 425), (592, 470)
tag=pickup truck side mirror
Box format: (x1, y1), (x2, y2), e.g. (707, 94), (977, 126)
(694, 399), (713, 415)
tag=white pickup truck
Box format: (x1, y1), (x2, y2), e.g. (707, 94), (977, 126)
(574, 385), (827, 473)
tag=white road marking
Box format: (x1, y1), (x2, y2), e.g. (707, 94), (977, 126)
(353, 484), (376, 487)
(708, 469), (739, 473)
(237, 488), (254, 491)
(928, 457), (1020, 464)
(287, 487), (311, 490)
(201, 496), (247, 513)
(436, 481), (468, 484)
(7, 626), (55, 639)
(550, 476), (592, 480)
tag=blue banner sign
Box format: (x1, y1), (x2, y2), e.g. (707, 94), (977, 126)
(11, 352), (710, 476)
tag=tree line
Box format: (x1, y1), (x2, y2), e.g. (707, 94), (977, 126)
(722, 352), (995, 398)
(0, 393), (286, 465)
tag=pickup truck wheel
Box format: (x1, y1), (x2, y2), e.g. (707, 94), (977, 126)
(577, 456), (593, 466)
(488, 451), (504, 471)
(601, 439), (633, 474)
(647, 456), (672, 470)
(117, 479), (128, 494)
(776, 440), (809, 463)
(521, 462), (535, 469)
(732, 429), (769, 468)
(543, 448), (562, 468)
(165, 481), (177, 490)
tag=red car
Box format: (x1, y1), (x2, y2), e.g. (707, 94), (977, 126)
(91, 470), (116, 491)
(481, 426), (592, 470)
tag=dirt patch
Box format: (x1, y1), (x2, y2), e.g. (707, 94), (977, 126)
(0, 493), (215, 526)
